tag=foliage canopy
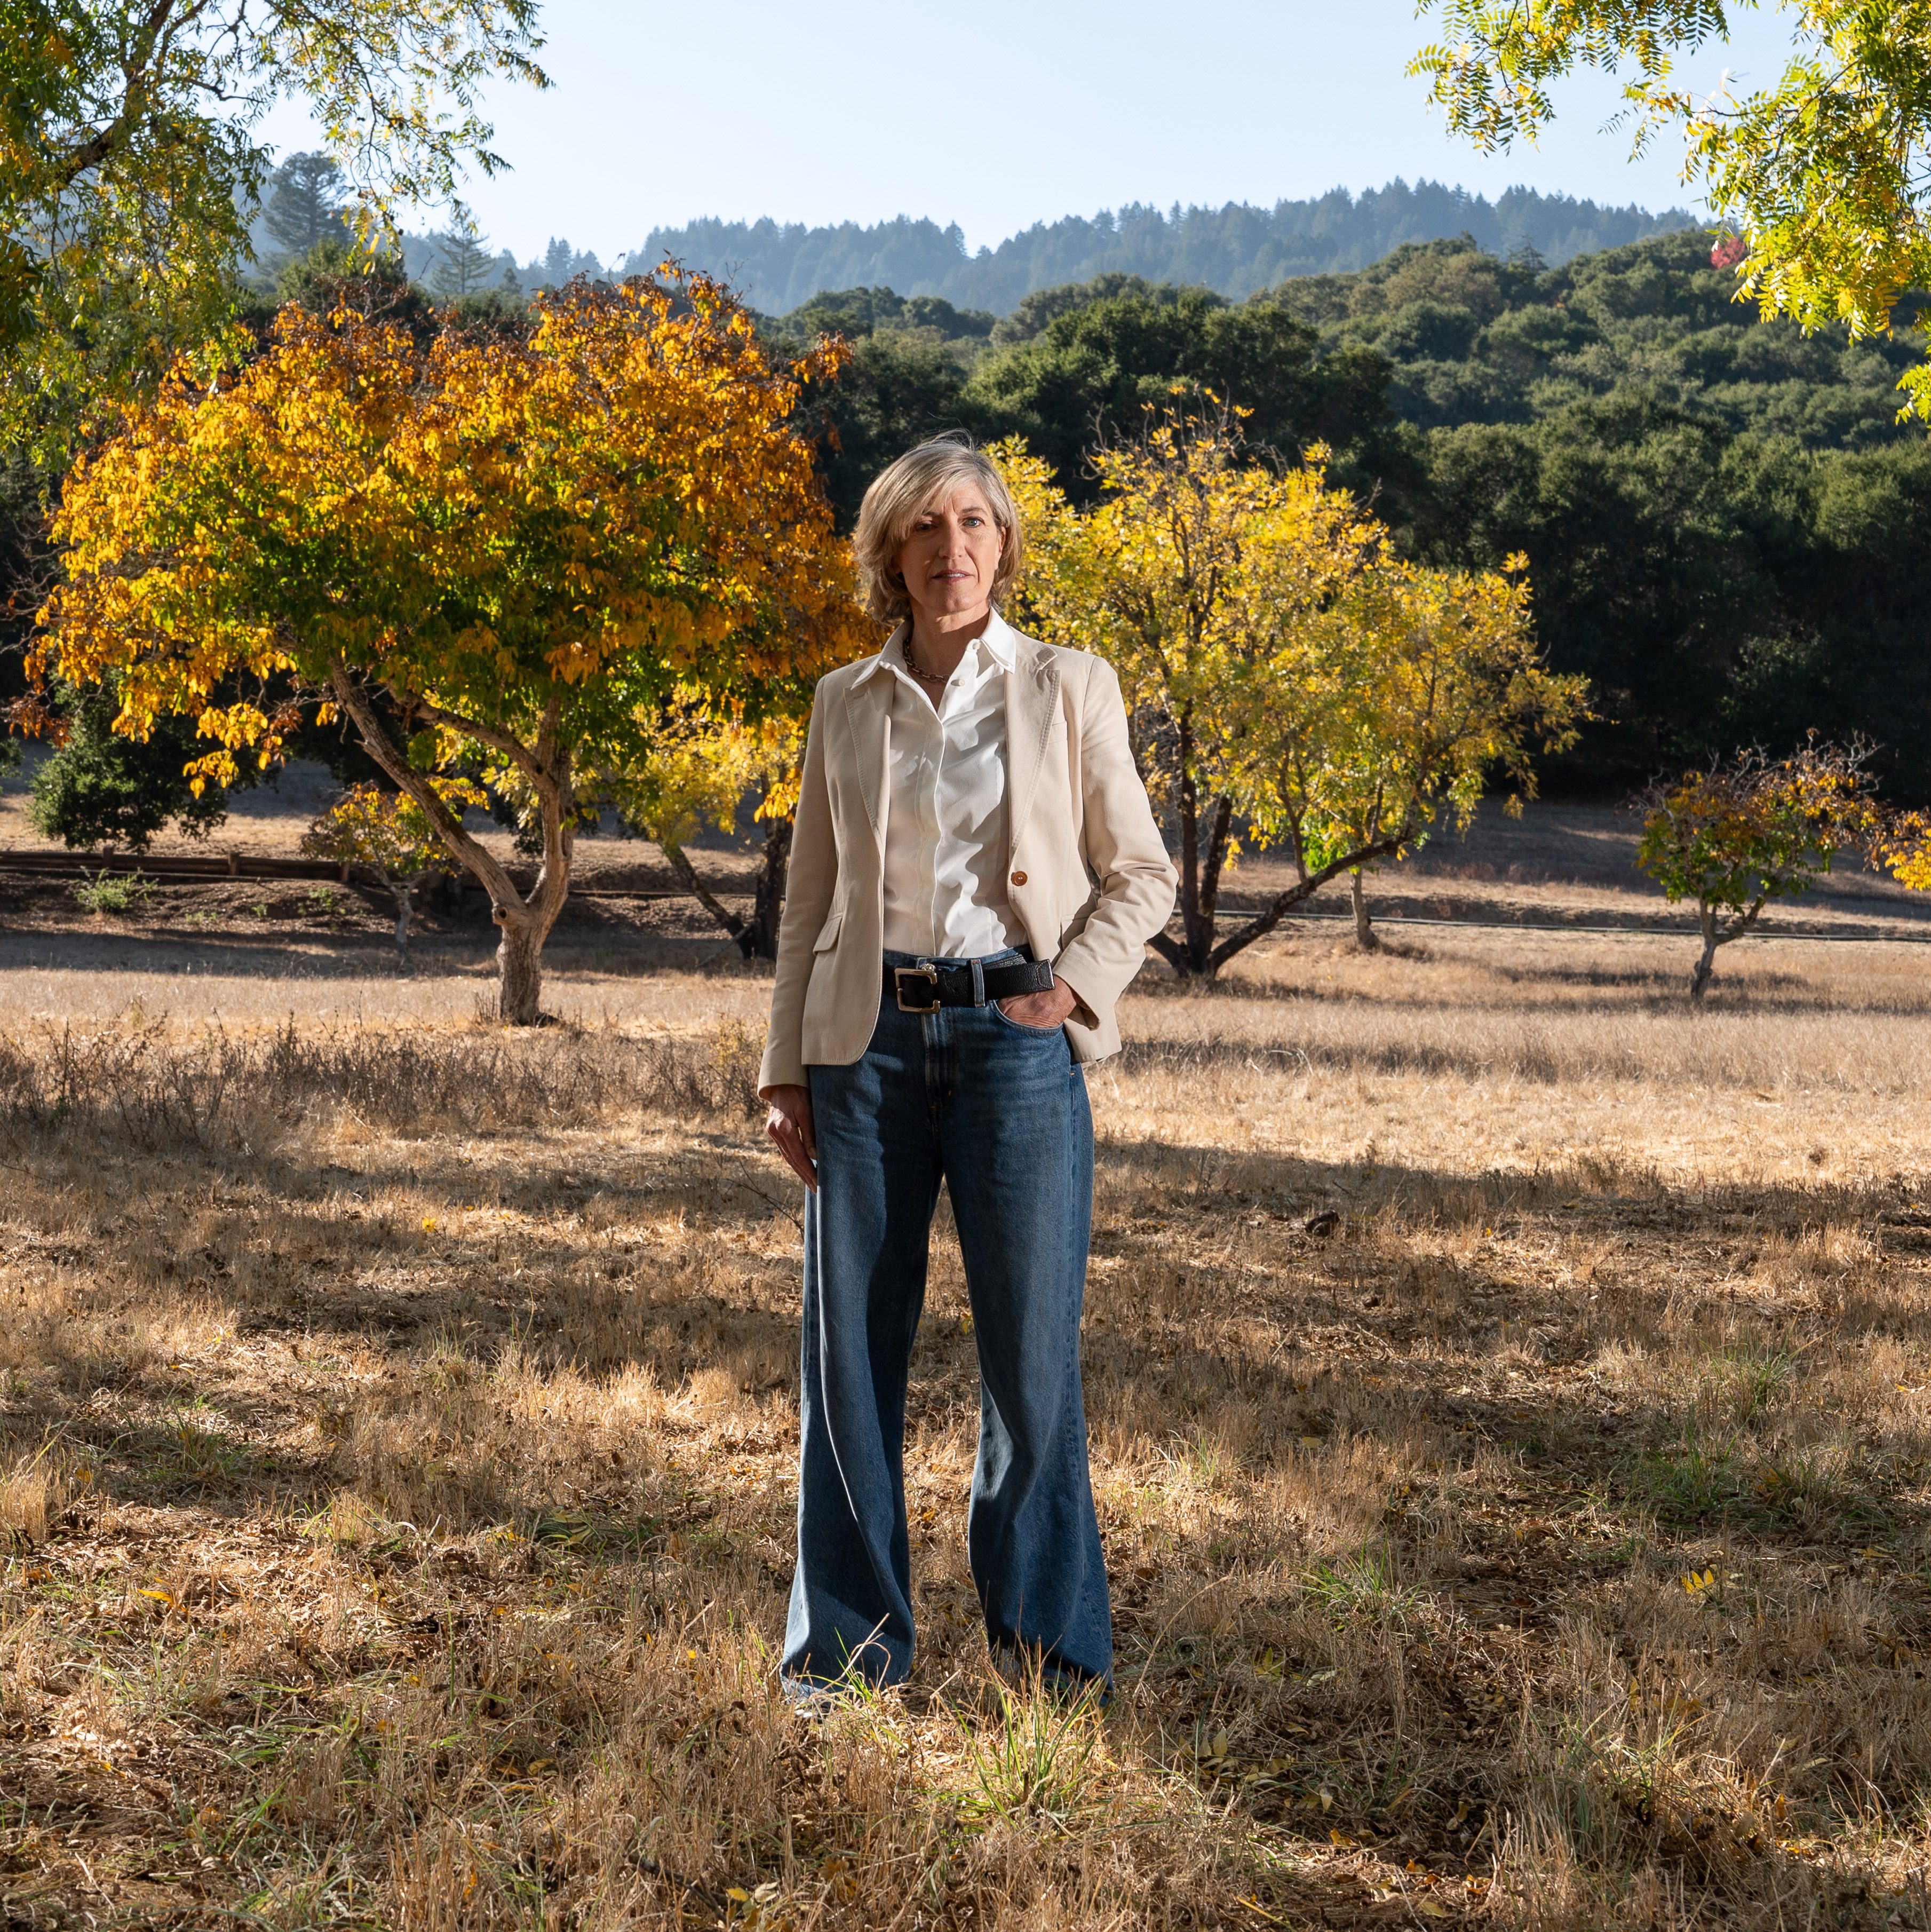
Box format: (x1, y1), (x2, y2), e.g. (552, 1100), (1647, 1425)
(0, 0), (545, 455)
(1002, 409), (1586, 978)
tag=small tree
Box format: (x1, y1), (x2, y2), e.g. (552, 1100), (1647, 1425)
(263, 153), (351, 260)
(28, 678), (244, 851)
(601, 696), (808, 961)
(301, 780), (480, 959)
(38, 271), (856, 1023)
(1635, 740), (1882, 1000)
(1001, 409), (1586, 980)
(430, 210), (496, 298)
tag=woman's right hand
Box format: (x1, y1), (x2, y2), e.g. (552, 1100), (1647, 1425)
(764, 1084), (818, 1192)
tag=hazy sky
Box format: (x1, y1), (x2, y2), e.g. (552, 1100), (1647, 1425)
(262, 0), (1798, 262)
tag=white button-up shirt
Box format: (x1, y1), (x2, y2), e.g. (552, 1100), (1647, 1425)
(877, 616), (1026, 960)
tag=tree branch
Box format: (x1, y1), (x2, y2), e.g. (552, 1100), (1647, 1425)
(407, 694), (546, 785)
(1145, 929), (1186, 969)
(1204, 821), (1418, 975)
(51, 0), (184, 188)
(661, 841), (747, 944)
(328, 658), (528, 915)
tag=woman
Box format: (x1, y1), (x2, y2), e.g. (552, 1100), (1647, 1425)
(760, 437), (1175, 1697)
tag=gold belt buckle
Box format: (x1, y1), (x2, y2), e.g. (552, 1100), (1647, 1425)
(894, 965), (942, 1013)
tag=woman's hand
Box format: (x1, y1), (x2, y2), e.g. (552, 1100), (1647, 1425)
(997, 974), (1079, 1031)
(765, 1084), (818, 1191)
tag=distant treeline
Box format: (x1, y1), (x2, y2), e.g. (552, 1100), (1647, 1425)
(618, 183), (1691, 314)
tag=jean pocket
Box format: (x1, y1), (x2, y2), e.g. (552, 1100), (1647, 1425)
(991, 999), (1063, 1036)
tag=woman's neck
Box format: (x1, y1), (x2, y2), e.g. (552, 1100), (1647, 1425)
(905, 603), (992, 683)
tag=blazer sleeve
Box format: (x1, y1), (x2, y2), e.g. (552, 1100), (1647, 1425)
(1050, 656), (1177, 1022)
(757, 678), (838, 1097)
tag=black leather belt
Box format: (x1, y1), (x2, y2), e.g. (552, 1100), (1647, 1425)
(887, 957), (1056, 1012)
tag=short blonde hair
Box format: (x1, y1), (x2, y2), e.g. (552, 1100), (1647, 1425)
(852, 437), (1024, 626)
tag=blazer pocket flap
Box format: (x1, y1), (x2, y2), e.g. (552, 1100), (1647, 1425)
(812, 912), (844, 953)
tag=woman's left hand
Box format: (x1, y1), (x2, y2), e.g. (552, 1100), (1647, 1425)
(997, 974), (1079, 1030)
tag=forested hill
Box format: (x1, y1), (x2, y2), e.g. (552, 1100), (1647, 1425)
(775, 230), (1931, 797)
(625, 183), (1690, 314)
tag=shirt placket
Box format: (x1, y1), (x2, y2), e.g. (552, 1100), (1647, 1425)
(919, 700), (944, 954)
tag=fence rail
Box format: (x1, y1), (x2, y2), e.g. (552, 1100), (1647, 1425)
(3, 848), (1926, 941)
(0, 848), (727, 899)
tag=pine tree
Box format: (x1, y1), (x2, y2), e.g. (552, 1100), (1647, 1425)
(542, 235), (574, 288)
(430, 212), (495, 298)
(263, 153), (349, 259)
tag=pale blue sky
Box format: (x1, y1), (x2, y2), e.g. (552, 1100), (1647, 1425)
(263, 0), (1799, 262)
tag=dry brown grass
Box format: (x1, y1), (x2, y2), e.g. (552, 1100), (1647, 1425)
(4, 928), (1931, 1928)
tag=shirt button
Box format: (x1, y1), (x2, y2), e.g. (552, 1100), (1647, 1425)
(1011, 870), (1027, 886)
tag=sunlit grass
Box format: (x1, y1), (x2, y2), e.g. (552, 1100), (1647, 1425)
(4, 930), (1931, 1925)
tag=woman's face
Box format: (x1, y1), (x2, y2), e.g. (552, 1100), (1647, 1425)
(895, 487), (1005, 628)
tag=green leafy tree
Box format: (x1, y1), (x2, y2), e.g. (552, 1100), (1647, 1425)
(1411, 0), (1931, 415)
(262, 152), (351, 259)
(967, 287), (1390, 504)
(0, 0), (547, 457)
(28, 679), (245, 852)
(1635, 738), (1881, 999)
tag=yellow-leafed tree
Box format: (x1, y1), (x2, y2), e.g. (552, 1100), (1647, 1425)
(38, 271), (857, 1023)
(999, 409), (1587, 979)
(598, 695), (808, 961)
(301, 779), (482, 961)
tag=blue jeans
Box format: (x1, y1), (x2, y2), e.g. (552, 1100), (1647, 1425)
(783, 948), (1110, 1690)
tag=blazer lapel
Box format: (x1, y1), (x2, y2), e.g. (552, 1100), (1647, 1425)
(844, 646), (895, 848)
(1005, 639), (1059, 858)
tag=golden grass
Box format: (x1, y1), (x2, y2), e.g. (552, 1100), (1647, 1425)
(3, 929), (1931, 1928)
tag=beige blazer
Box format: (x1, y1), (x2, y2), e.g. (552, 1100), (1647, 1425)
(758, 618), (1178, 1095)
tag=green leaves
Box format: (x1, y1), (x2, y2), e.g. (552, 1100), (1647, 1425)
(0, 0), (547, 457)
(1413, 0), (1931, 417)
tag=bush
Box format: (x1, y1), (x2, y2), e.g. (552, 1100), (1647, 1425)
(68, 867), (153, 913)
(29, 679), (244, 851)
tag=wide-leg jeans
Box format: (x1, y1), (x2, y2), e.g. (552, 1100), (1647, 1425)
(783, 948), (1111, 1690)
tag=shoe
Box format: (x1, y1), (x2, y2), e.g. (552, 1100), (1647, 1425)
(989, 1645), (1110, 1709)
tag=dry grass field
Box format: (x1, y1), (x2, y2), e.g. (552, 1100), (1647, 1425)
(6, 915), (1931, 1930)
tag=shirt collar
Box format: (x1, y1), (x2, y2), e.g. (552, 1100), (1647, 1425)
(861, 611), (1016, 684)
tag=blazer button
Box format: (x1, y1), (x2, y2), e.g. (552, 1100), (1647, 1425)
(1010, 870), (1027, 886)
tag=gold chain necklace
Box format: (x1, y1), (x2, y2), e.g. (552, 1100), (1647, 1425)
(903, 640), (950, 686)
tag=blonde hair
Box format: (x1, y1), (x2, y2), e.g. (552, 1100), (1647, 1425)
(852, 437), (1024, 626)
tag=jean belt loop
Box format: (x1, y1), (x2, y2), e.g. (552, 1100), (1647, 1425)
(970, 959), (985, 1007)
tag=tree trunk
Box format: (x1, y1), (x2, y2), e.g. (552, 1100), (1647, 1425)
(1689, 935), (1717, 1001)
(663, 841), (750, 949)
(327, 663), (572, 1026)
(391, 880), (414, 962)
(1147, 719), (1233, 980)
(742, 812), (792, 961)
(1351, 868), (1377, 949)
(497, 913), (545, 1025)
(1689, 897), (1763, 1002)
